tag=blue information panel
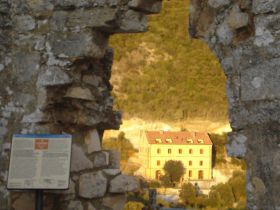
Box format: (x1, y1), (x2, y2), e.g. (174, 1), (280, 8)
(7, 134), (72, 190)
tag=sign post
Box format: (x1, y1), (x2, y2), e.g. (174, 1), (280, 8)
(7, 134), (72, 210)
(35, 190), (44, 210)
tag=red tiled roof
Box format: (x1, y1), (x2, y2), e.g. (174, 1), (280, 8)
(145, 131), (213, 145)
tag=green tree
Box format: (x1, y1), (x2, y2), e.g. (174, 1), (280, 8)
(124, 202), (144, 210)
(162, 160), (185, 185)
(179, 183), (197, 206)
(102, 132), (136, 161)
(208, 183), (235, 208)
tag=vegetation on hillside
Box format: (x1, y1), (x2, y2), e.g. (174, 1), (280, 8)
(179, 171), (246, 210)
(110, 0), (228, 121)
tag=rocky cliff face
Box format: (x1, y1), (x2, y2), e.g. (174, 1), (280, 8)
(189, 1), (280, 209)
(0, 0), (161, 209)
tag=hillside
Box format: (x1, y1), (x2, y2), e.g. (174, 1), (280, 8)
(109, 0), (228, 121)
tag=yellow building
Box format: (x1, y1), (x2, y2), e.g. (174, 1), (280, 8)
(138, 131), (213, 181)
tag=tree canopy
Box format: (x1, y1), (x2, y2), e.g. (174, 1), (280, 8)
(161, 160), (185, 185)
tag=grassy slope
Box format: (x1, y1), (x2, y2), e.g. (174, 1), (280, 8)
(110, 0), (228, 121)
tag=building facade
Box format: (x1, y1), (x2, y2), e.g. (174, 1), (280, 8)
(138, 131), (213, 181)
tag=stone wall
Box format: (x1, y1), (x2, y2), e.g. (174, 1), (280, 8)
(0, 0), (161, 209)
(189, 1), (280, 210)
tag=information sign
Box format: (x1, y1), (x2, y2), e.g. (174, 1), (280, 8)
(7, 134), (72, 190)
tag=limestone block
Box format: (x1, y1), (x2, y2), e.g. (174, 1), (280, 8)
(118, 10), (148, 33)
(71, 144), (93, 172)
(83, 75), (102, 86)
(216, 21), (233, 45)
(241, 59), (280, 101)
(92, 151), (109, 168)
(252, 0), (280, 14)
(12, 194), (34, 210)
(129, 0), (162, 14)
(67, 200), (84, 210)
(108, 150), (120, 169)
(228, 5), (249, 30)
(13, 51), (41, 83)
(102, 169), (121, 176)
(85, 129), (101, 153)
(226, 133), (247, 158)
(208, 0), (231, 9)
(14, 15), (36, 31)
(0, 64), (4, 72)
(48, 32), (94, 58)
(22, 109), (50, 123)
(26, 0), (54, 12)
(86, 203), (96, 210)
(37, 66), (72, 87)
(79, 171), (107, 198)
(103, 195), (127, 210)
(65, 87), (95, 101)
(53, 0), (118, 8)
(109, 175), (139, 193)
(51, 8), (117, 31)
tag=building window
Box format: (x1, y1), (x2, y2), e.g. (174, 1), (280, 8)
(157, 160), (160, 166)
(189, 149), (193, 154)
(157, 148), (161, 154)
(179, 149), (182, 154)
(200, 161), (203, 166)
(189, 170), (192, 178)
(200, 149), (204, 154)
(189, 161), (192, 166)
(198, 170), (204, 180)
(168, 148), (172, 154)
(156, 170), (161, 180)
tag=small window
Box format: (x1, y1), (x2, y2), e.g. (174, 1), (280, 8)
(189, 149), (193, 154)
(187, 139), (193, 144)
(200, 149), (204, 154)
(198, 139), (204, 144)
(155, 138), (162, 143)
(189, 161), (192, 166)
(166, 138), (173, 143)
(179, 149), (182, 154)
(168, 149), (172, 154)
(189, 170), (192, 178)
(157, 148), (161, 154)
(200, 161), (203, 166)
(157, 160), (160, 166)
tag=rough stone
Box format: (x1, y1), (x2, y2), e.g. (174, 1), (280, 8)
(241, 59), (280, 101)
(252, 0), (280, 14)
(129, 0), (162, 14)
(108, 150), (120, 169)
(92, 151), (109, 168)
(79, 171), (107, 198)
(13, 52), (41, 83)
(85, 129), (101, 153)
(0, 64), (4, 72)
(12, 194), (34, 210)
(48, 33), (95, 58)
(216, 21), (233, 45)
(109, 174), (139, 193)
(37, 66), (72, 87)
(208, 0), (231, 9)
(14, 15), (36, 31)
(65, 87), (95, 101)
(102, 169), (121, 176)
(70, 145), (93, 172)
(67, 200), (84, 210)
(228, 5), (249, 30)
(118, 10), (148, 33)
(103, 195), (127, 210)
(86, 203), (96, 210)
